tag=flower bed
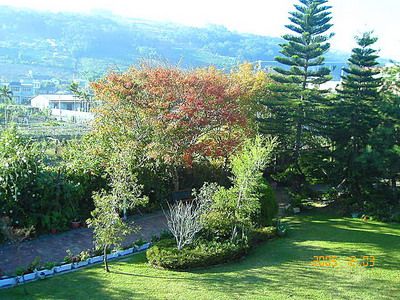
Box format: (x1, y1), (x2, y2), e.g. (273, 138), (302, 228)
(0, 242), (151, 289)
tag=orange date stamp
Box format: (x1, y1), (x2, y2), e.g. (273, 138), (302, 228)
(311, 255), (375, 268)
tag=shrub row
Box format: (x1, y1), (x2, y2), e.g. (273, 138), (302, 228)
(147, 226), (278, 270)
(146, 238), (249, 270)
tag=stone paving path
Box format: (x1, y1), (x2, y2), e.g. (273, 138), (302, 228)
(0, 211), (167, 275)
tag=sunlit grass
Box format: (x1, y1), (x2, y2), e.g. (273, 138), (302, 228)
(1, 214), (399, 300)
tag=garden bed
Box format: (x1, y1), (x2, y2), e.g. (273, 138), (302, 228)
(147, 226), (278, 271)
(147, 239), (249, 270)
(0, 242), (151, 289)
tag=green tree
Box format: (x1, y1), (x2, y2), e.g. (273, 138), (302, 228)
(369, 65), (400, 203)
(258, 0), (333, 186)
(331, 32), (383, 204)
(0, 86), (13, 125)
(202, 136), (278, 242)
(87, 192), (131, 272)
(87, 149), (148, 272)
(0, 86), (13, 104)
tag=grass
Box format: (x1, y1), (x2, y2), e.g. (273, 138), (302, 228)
(1, 214), (399, 300)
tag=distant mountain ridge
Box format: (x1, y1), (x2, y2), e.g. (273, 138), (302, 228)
(0, 6), (349, 80)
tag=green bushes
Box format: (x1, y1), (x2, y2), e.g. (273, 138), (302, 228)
(0, 128), (104, 235)
(0, 127), (44, 229)
(201, 136), (278, 242)
(150, 136), (280, 270)
(147, 225), (279, 270)
(256, 179), (278, 226)
(147, 238), (249, 270)
(250, 226), (277, 244)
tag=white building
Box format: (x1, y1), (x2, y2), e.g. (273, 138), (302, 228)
(319, 81), (341, 91)
(31, 94), (94, 122)
(31, 94), (92, 111)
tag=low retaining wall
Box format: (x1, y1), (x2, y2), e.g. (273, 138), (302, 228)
(0, 242), (151, 289)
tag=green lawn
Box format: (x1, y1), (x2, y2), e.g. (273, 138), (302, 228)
(1, 214), (399, 300)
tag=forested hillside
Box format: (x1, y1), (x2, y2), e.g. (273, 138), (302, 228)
(0, 6), (348, 80)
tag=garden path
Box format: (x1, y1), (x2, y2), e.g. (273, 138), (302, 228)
(0, 211), (167, 275)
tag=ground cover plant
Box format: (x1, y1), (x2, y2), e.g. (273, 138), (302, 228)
(1, 214), (399, 300)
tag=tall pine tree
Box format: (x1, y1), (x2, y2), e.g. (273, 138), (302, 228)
(258, 0), (334, 186)
(331, 32), (383, 204)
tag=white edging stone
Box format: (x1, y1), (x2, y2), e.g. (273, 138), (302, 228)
(54, 263), (72, 273)
(0, 241), (152, 289)
(117, 248), (133, 256)
(22, 272), (37, 281)
(0, 277), (17, 288)
(88, 255), (103, 264)
(106, 252), (119, 260)
(37, 269), (54, 277)
(73, 260), (89, 269)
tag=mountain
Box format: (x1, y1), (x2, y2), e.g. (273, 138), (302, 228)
(0, 6), (349, 81)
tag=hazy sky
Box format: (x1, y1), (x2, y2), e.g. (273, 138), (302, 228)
(1, 0), (399, 60)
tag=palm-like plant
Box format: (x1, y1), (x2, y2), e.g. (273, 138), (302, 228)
(0, 85), (14, 125)
(0, 86), (13, 104)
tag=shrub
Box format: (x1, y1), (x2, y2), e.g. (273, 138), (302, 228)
(151, 230), (174, 243)
(0, 128), (99, 234)
(200, 187), (237, 241)
(256, 179), (278, 226)
(0, 127), (44, 227)
(251, 226), (277, 244)
(42, 262), (56, 270)
(201, 136), (278, 241)
(146, 238), (249, 270)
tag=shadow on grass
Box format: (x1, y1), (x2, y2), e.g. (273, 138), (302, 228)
(0, 264), (159, 300)
(113, 215), (400, 299)
(1, 214), (399, 299)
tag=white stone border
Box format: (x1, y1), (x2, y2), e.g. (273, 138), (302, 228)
(0, 242), (151, 289)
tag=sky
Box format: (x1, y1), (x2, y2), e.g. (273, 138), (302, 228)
(0, 0), (399, 61)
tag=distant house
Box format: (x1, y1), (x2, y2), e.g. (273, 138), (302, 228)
(31, 94), (91, 112)
(307, 80), (341, 92)
(8, 81), (38, 104)
(31, 94), (94, 122)
(319, 81), (341, 92)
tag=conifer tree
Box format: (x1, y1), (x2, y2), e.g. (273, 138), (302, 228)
(331, 32), (383, 203)
(258, 0), (334, 185)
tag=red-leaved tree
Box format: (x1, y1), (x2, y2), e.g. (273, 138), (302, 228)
(92, 64), (254, 190)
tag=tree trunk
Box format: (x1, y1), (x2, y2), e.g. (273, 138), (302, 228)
(295, 119), (302, 159)
(103, 245), (109, 272)
(173, 166), (180, 192)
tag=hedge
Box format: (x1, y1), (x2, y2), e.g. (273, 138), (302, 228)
(146, 239), (249, 270)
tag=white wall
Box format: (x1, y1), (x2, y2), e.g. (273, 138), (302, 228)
(31, 95), (49, 109)
(50, 109), (94, 123)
